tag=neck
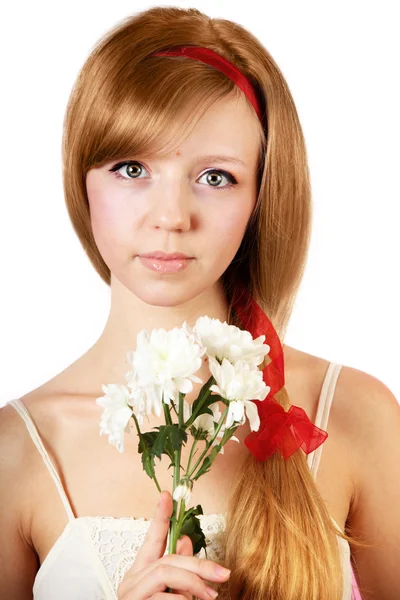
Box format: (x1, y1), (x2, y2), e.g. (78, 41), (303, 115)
(80, 275), (230, 395)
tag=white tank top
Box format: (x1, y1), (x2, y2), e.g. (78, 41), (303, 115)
(8, 362), (363, 599)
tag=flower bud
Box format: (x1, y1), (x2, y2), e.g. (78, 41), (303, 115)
(173, 481), (192, 504)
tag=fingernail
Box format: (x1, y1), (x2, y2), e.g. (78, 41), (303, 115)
(206, 586), (218, 598)
(215, 565), (231, 577)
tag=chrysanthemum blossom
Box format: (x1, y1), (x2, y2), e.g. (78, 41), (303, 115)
(127, 378), (165, 420)
(194, 404), (220, 436)
(95, 384), (134, 453)
(208, 357), (271, 432)
(192, 316), (270, 367)
(126, 326), (205, 411)
(127, 385), (154, 424)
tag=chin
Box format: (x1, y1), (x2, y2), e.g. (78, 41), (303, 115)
(131, 282), (205, 308)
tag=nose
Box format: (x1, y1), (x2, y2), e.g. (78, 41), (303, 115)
(149, 179), (192, 232)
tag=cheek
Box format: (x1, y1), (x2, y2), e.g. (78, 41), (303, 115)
(207, 203), (252, 254)
(87, 184), (132, 263)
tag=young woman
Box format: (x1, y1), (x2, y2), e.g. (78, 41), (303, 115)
(1, 6), (399, 600)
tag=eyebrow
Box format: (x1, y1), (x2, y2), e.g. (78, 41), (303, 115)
(195, 154), (247, 167)
(107, 153), (247, 169)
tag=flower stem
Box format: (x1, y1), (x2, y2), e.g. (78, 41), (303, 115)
(167, 393), (185, 557)
(178, 392), (184, 428)
(166, 495), (187, 594)
(186, 438), (198, 475)
(186, 406), (229, 479)
(168, 445), (181, 555)
(170, 399), (179, 420)
(176, 496), (186, 538)
(163, 400), (173, 425)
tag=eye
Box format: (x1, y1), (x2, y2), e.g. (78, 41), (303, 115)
(198, 169), (237, 191)
(108, 160), (238, 191)
(109, 160), (148, 180)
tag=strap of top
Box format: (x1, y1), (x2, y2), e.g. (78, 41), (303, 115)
(7, 398), (76, 522)
(307, 362), (343, 478)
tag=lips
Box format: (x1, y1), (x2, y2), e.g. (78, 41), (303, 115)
(139, 251), (192, 260)
(138, 255), (193, 273)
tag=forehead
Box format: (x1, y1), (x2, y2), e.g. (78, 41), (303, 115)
(161, 94), (262, 158)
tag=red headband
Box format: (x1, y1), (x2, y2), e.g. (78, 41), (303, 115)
(150, 46), (328, 461)
(151, 45), (264, 121)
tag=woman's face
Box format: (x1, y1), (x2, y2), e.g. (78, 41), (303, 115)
(86, 94), (262, 307)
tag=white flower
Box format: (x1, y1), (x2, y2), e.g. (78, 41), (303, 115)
(184, 401), (240, 454)
(126, 326), (205, 414)
(128, 380), (164, 420)
(126, 384), (154, 425)
(95, 384), (134, 453)
(194, 403), (219, 436)
(173, 482), (192, 504)
(192, 316), (270, 368)
(208, 356), (271, 432)
(224, 399), (257, 431)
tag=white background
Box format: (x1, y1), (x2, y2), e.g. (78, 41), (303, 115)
(1, 1), (399, 406)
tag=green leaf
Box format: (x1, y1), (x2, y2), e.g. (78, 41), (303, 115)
(151, 425), (188, 460)
(141, 450), (156, 479)
(138, 431), (158, 452)
(189, 395), (227, 428)
(169, 425), (188, 450)
(137, 432), (159, 480)
(192, 446), (220, 481)
(192, 376), (214, 408)
(187, 377), (216, 424)
(179, 505), (207, 555)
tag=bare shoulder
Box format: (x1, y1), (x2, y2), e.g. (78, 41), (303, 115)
(327, 362), (399, 438)
(0, 400), (35, 487)
(0, 397), (46, 535)
(333, 364), (400, 501)
(0, 402), (40, 596)
(330, 364), (400, 596)
(0, 384), (69, 528)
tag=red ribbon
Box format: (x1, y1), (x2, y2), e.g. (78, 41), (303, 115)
(232, 281), (328, 461)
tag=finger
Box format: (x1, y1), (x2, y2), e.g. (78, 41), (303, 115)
(169, 588), (192, 600)
(171, 536), (194, 600)
(160, 553), (231, 584)
(128, 563), (221, 600)
(143, 596), (189, 599)
(173, 535), (194, 597)
(176, 535), (194, 557)
(130, 490), (173, 573)
(119, 552), (230, 599)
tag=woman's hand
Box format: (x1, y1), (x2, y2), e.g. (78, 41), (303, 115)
(118, 490), (231, 599)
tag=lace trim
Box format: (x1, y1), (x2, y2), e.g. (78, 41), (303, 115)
(85, 513), (227, 598)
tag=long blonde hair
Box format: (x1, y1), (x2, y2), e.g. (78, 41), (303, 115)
(61, 6), (373, 598)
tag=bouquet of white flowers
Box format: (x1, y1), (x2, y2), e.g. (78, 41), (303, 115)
(96, 316), (271, 559)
